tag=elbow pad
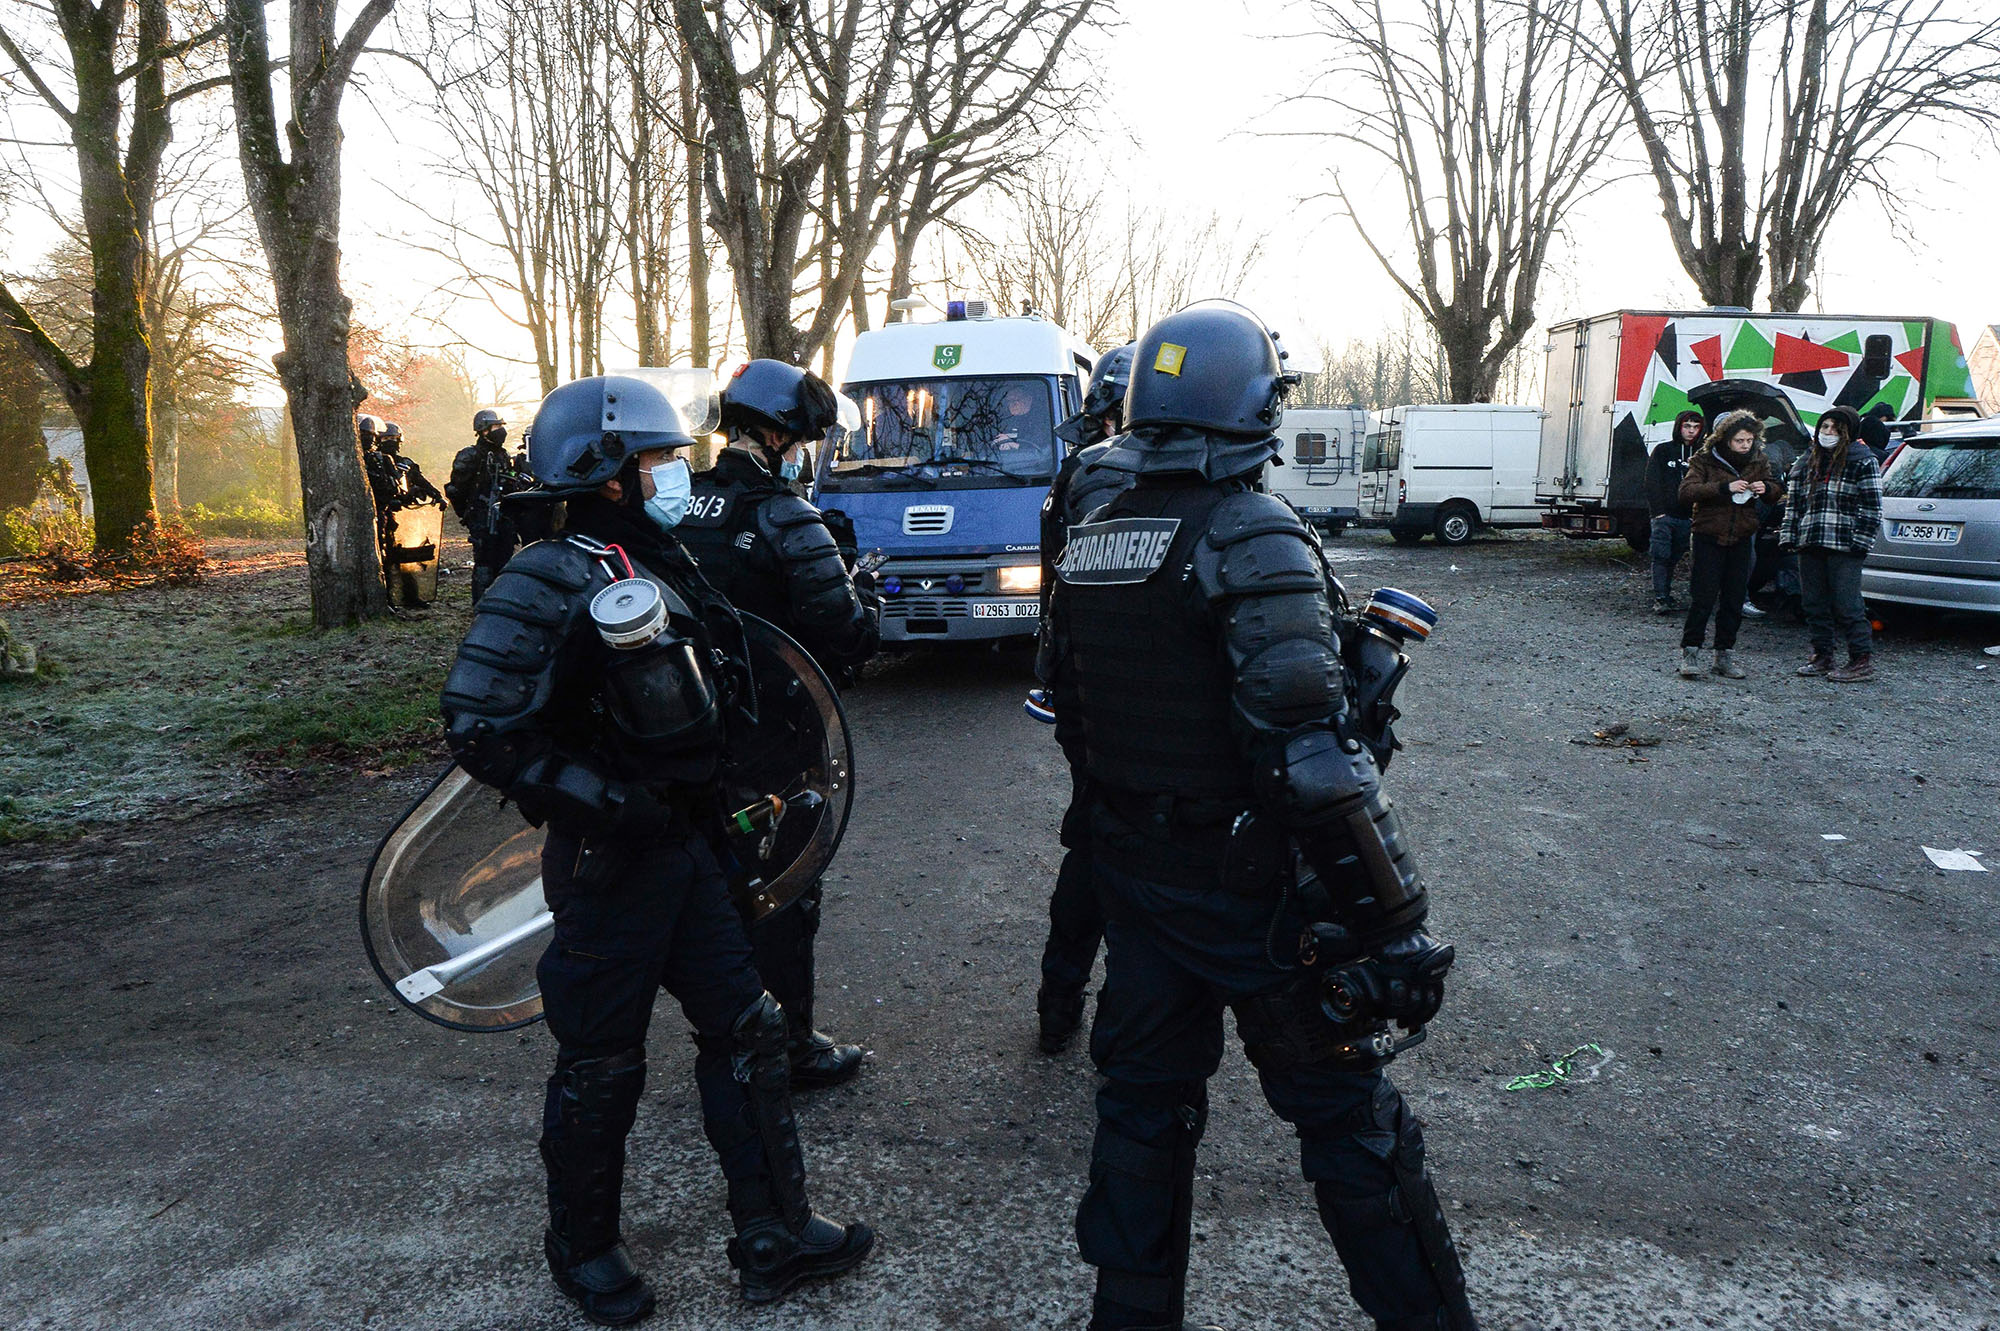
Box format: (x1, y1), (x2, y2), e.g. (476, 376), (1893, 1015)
(1256, 728), (1428, 945)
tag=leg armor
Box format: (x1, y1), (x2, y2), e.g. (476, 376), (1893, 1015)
(539, 1047), (656, 1325)
(1077, 1084), (1208, 1331)
(751, 881), (862, 1088)
(1308, 1085), (1477, 1331)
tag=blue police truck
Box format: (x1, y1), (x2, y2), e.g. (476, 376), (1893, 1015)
(817, 302), (1097, 642)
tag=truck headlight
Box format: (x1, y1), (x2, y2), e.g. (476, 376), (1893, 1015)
(997, 564), (1041, 594)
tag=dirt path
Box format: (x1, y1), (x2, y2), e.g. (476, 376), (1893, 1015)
(2, 531), (1995, 1330)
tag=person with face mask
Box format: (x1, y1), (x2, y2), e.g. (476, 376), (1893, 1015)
(1781, 405), (1883, 682)
(1645, 410), (1706, 613)
(447, 408), (524, 602)
(438, 374), (875, 1324)
(1674, 410), (1785, 679)
(677, 359), (881, 1090)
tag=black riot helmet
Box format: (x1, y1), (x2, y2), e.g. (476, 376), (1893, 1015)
(473, 408), (507, 446)
(1082, 343), (1135, 422)
(1101, 304), (1298, 480)
(526, 373), (699, 494)
(357, 414), (382, 447)
(379, 421), (404, 454)
(721, 359), (840, 443)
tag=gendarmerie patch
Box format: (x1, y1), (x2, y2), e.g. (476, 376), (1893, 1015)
(1059, 518), (1181, 585)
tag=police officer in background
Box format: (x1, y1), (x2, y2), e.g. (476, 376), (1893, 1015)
(1044, 305), (1476, 1331)
(1032, 343), (1137, 1053)
(676, 359), (881, 1089)
(377, 421), (444, 506)
(447, 408), (523, 602)
(439, 374), (872, 1325)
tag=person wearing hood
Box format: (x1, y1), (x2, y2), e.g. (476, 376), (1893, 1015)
(1645, 409), (1705, 613)
(1675, 411), (1785, 679)
(1781, 405), (1883, 682)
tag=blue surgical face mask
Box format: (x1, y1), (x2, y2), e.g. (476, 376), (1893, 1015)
(780, 453), (804, 482)
(643, 456), (692, 529)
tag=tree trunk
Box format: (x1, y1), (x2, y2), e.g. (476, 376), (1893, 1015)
(154, 393), (180, 513)
(224, 0), (392, 626)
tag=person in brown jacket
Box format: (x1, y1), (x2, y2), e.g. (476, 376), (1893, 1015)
(1676, 410), (1785, 679)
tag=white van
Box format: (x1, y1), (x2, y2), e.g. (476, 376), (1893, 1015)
(1357, 404), (1544, 544)
(1269, 406), (1371, 531)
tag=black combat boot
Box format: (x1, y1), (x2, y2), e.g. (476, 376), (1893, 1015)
(1036, 979), (1087, 1053)
(786, 995), (865, 1090)
(541, 1049), (656, 1326)
(710, 994), (875, 1302)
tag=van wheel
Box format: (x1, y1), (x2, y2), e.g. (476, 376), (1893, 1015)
(1390, 529), (1424, 546)
(1620, 513), (1652, 554)
(1432, 504), (1477, 546)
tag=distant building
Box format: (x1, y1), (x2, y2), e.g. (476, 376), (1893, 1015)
(42, 426), (89, 515)
(1970, 325), (2000, 417)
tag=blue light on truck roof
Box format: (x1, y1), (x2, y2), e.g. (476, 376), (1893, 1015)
(946, 300), (967, 321)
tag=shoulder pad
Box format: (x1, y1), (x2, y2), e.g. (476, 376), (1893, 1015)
(1194, 492), (1325, 601)
(757, 495), (841, 565)
(1205, 491), (1311, 548)
(759, 493), (827, 531)
(499, 536), (601, 593)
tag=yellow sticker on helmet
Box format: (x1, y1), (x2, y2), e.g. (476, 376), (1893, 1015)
(1153, 343), (1187, 376)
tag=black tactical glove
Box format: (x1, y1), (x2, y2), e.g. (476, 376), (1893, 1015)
(1321, 930), (1455, 1031)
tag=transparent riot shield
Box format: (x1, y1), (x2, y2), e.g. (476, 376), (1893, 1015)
(359, 614), (853, 1031)
(384, 501), (443, 606)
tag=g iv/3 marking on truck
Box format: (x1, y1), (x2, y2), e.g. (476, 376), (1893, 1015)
(1058, 518), (1181, 585)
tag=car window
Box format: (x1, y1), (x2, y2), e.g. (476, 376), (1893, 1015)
(1882, 436), (2000, 501)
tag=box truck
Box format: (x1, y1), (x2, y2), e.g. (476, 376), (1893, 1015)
(1355, 404), (1544, 544)
(1538, 309), (1976, 551)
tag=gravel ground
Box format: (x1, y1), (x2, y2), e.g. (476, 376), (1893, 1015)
(2, 528), (1995, 1331)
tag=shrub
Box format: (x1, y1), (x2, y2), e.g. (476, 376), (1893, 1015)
(0, 459), (90, 559)
(183, 491), (302, 540)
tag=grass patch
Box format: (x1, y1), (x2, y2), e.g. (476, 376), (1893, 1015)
(0, 537), (471, 839)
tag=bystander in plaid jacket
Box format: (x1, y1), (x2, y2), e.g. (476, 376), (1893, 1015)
(1780, 447), (1884, 554)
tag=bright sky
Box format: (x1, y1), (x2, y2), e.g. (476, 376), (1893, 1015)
(10, 0), (1998, 409)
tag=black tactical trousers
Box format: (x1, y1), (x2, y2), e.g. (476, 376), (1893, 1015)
(1080, 848), (1460, 1331)
(1040, 841), (1104, 997)
(749, 877), (822, 1031)
(537, 829), (777, 1247)
(469, 530), (517, 603)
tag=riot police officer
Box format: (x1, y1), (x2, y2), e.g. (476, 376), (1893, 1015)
(1044, 306), (1476, 1331)
(676, 358), (881, 1089)
(377, 421), (444, 505)
(447, 408), (523, 602)
(439, 374), (873, 1325)
(1033, 343), (1137, 1053)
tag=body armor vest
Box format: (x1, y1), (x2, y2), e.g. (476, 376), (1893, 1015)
(676, 453), (790, 626)
(1059, 481), (1253, 810)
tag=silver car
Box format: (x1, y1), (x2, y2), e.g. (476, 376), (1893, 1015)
(1861, 419), (2000, 613)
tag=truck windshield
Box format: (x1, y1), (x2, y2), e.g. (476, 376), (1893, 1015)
(1883, 435), (2000, 501)
(824, 376), (1056, 491)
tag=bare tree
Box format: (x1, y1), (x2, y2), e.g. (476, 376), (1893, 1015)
(1298, 0), (1622, 402)
(673, 0), (1103, 365)
(953, 161), (1268, 350)
(1589, 0), (2000, 311)
(0, 0), (226, 550)
(223, 0), (395, 626)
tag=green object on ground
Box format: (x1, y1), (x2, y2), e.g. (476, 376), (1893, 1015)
(1505, 1043), (1607, 1091)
